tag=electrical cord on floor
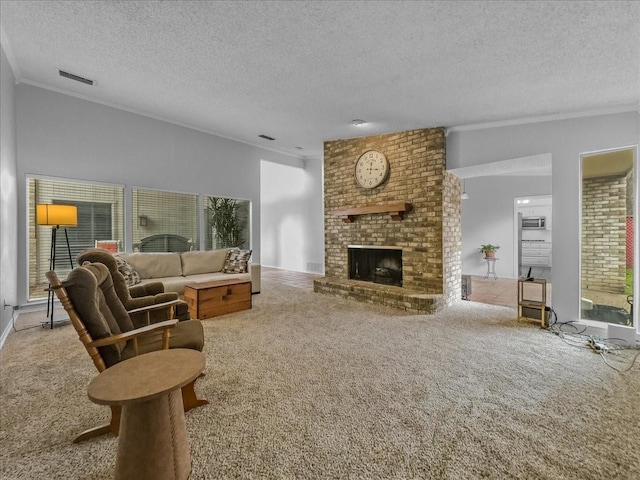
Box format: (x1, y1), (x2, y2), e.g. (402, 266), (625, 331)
(7, 305), (42, 332)
(544, 307), (640, 372)
(546, 307), (589, 337)
(593, 334), (640, 372)
(12, 322), (42, 332)
(598, 349), (640, 372)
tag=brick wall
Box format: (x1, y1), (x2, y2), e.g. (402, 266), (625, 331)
(581, 174), (627, 293)
(315, 127), (461, 312)
(442, 171), (462, 305)
(626, 216), (633, 269)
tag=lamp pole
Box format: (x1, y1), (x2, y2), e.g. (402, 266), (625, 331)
(38, 204), (77, 329)
(45, 225), (74, 328)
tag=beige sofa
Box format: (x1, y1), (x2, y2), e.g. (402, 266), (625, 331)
(116, 249), (260, 295)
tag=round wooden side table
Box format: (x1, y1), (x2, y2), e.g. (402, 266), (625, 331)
(88, 349), (206, 480)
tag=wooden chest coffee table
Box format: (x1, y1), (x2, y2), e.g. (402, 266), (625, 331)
(184, 278), (252, 319)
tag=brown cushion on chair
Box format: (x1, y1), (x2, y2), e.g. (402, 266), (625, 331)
(120, 320), (205, 361)
(78, 248), (134, 304)
(77, 247), (118, 271)
(125, 292), (176, 311)
(77, 248), (183, 326)
(95, 266), (136, 334)
(66, 264), (126, 368)
(129, 282), (164, 297)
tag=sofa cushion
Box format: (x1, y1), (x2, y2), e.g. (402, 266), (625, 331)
(181, 249), (228, 276)
(140, 272), (252, 295)
(223, 248), (252, 274)
(118, 252), (182, 279)
(114, 256), (141, 286)
(140, 276), (189, 295)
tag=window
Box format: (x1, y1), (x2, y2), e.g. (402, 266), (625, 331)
(580, 147), (635, 326)
(28, 177), (124, 300)
(204, 196), (250, 250)
(28, 180), (251, 300)
(132, 188), (199, 252)
(52, 201), (114, 260)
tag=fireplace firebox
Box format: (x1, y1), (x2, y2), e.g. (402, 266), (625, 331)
(348, 246), (402, 287)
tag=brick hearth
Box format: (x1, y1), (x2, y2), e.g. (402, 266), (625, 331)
(314, 127), (461, 313)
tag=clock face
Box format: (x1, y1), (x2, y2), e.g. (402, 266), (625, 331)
(355, 150), (389, 189)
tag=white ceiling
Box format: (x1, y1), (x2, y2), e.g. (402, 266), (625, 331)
(1, 0), (638, 159)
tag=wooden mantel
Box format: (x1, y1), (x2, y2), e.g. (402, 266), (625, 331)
(331, 202), (412, 223)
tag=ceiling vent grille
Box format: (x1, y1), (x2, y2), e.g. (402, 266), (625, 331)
(59, 70), (94, 86)
(258, 134), (275, 141)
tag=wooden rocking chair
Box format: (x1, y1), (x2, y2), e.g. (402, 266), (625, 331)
(46, 262), (208, 443)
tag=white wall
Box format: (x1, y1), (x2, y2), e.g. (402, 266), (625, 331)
(0, 43), (18, 345)
(260, 157), (325, 273)
(15, 84), (309, 304)
(448, 111), (640, 323)
(461, 176), (552, 278)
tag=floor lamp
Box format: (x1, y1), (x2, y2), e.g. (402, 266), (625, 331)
(37, 204), (78, 329)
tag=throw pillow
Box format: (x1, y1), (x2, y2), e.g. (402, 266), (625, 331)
(115, 256), (141, 286)
(223, 248), (252, 274)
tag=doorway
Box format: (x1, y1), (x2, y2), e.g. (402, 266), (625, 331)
(452, 154), (553, 308)
(514, 194), (552, 280)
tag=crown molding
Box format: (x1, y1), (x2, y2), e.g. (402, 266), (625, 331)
(447, 105), (639, 133)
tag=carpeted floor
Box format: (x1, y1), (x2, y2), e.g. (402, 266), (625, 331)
(1, 280), (639, 479)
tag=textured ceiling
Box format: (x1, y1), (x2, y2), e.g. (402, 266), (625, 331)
(1, 0), (638, 159)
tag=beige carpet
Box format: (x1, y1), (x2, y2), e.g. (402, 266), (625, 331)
(1, 281), (639, 479)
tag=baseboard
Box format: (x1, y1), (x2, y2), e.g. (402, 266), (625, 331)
(607, 324), (638, 346)
(0, 314), (15, 350)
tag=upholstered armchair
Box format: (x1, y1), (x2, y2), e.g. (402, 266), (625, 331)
(77, 248), (190, 327)
(46, 263), (207, 443)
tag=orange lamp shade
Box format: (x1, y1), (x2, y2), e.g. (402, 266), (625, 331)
(36, 204), (78, 227)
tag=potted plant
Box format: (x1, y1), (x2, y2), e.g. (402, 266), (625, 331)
(479, 244), (500, 258)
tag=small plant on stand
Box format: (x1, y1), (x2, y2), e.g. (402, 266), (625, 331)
(479, 244), (500, 258)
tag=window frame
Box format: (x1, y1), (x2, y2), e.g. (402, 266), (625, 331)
(26, 174), (125, 301)
(131, 186), (201, 252)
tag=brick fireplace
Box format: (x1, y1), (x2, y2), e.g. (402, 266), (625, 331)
(314, 127), (461, 313)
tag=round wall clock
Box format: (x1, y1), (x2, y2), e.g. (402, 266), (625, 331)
(355, 150), (390, 189)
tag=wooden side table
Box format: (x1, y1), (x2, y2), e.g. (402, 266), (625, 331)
(517, 278), (548, 327)
(88, 349), (206, 480)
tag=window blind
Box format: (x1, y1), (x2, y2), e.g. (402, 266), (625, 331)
(28, 177), (124, 300)
(132, 188), (199, 252)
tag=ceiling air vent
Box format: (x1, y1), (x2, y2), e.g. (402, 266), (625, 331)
(258, 134), (275, 141)
(59, 70), (94, 86)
